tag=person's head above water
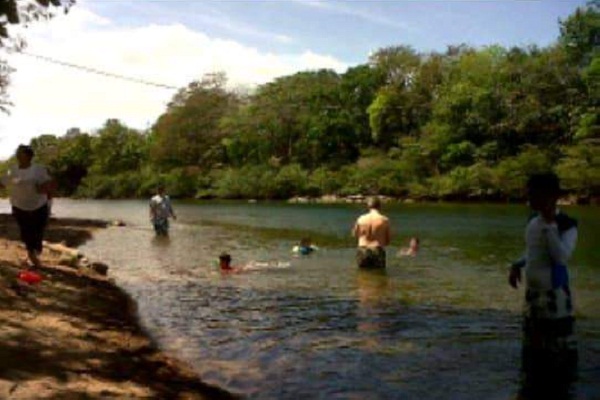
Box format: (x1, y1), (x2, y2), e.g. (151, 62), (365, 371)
(16, 145), (34, 168)
(300, 237), (312, 247)
(527, 173), (560, 213)
(410, 237), (420, 249)
(219, 252), (232, 269)
(367, 197), (381, 211)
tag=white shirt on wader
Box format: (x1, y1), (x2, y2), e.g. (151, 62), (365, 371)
(150, 194), (173, 222)
(524, 215), (578, 291)
(1, 164), (50, 211)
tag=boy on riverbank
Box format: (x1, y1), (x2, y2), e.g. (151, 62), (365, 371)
(508, 173), (578, 396)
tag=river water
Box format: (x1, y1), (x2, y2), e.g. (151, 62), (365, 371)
(2, 200), (599, 399)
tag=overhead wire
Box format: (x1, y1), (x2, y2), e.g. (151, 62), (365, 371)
(18, 51), (179, 90)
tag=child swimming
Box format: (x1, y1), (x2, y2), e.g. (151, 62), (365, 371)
(399, 237), (419, 257)
(218, 252), (239, 273)
(292, 237), (318, 256)
(218, 252), (290, 273)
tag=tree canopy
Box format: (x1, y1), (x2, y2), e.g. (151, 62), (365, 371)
(3, 1), (598, 203)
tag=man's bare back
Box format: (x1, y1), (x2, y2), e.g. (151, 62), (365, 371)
(354, 209), (391, 248)
(353, 199), (391, 269)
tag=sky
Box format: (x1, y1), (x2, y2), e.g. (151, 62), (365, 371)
(0, 0), (587, 159)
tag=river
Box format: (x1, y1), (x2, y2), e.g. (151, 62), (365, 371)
(2, 199), (599, 399)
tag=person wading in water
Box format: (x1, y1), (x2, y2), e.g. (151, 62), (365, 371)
(353, 197), (391, 269)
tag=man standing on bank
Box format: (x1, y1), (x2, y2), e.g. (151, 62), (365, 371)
(0, 145), (55, 268)
(353, 197), (391, 269)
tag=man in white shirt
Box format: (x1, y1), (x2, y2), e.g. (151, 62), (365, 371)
(0, 145), (55, 267)
(509, 173), (578, 396)
(353, 197), (391, 268)
(149, 185), (176, 236)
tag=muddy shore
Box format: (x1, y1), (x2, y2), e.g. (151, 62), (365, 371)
(0, 214), (235, 400)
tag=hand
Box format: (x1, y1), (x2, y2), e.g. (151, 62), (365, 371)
(508, 266), (521, 289)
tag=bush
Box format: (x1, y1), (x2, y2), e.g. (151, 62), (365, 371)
(163, 167), (202, 198)
(339, 157), (406, 196)
(556, 143), (600, 197)
(214, 165), (277, 199)
(272, 164), (309, 199)
(308, 167), (345, 196)
(492, 145), (553, 198)
(428, 163), (495, 199)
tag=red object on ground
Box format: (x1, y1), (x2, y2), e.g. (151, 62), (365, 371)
(18, 270), (43, 285)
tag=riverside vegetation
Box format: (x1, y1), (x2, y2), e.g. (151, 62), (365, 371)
(1, 2), (598, 203)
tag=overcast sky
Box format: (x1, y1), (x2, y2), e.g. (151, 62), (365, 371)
(0, 0), (586, 159)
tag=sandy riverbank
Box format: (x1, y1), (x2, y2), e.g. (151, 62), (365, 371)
(0, 214), (235, 399)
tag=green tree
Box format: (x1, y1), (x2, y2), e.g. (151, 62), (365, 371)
(559, 0), (600, 67)
(150, 72), (239, 169)
(90, 119), (147, 175)
(556, 143), (600, 198)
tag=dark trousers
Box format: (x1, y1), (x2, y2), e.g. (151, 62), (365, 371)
(12, 204), (49, 254)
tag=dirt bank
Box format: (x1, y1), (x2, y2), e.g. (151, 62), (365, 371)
(0, 214), (235, 399)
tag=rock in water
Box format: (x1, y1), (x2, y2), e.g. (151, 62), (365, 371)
(90, 262), (109, 276)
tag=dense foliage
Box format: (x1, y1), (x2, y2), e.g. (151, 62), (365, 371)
(2, 2), (599, 202)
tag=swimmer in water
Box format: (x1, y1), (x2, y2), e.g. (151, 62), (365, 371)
(292, 237), (318, 256)
(399, 237), (419, 257)
(219, 252), (291, 272)
(218, 252), (239, 273)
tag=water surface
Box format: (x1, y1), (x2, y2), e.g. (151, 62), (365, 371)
(3, 200), (598, 399)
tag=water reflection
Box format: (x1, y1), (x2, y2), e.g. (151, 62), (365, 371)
(357, 269), (390, 306)
(151, 235), (171, 247)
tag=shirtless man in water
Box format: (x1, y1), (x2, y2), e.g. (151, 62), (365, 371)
(353, 197), (391, 268)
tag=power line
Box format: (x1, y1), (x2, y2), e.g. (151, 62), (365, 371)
(19, 51), (180, 90)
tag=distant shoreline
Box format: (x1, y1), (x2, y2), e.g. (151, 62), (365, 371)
(2, 194), (598, 206)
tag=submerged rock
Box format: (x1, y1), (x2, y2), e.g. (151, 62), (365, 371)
(90, 262), (109, 276)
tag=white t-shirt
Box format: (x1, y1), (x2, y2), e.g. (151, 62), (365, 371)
(1, 164), (51, 211)
(524, 216), (578, 290)
(150, 194), (173, 221)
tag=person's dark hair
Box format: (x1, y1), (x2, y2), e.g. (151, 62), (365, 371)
(527, 173), (561, 196)
(367, 197), (381, 210)
(16, 145), (34, 159)
(219, 252), (232, 262)
(157, 185), (166, 192)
